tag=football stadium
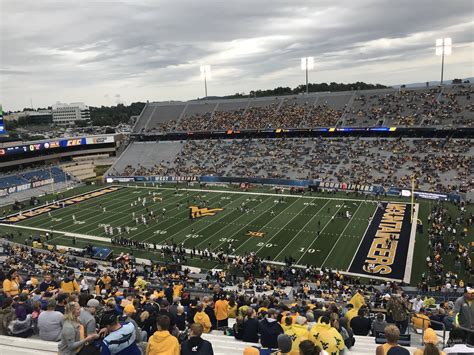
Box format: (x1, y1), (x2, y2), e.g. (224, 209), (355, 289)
(0, 1), (473, 354)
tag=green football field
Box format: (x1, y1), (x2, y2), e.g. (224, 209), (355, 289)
(0, 183), (472, 284)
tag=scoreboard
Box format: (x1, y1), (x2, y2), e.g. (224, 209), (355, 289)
(0, 105), (5, 134)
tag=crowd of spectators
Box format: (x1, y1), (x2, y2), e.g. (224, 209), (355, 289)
(157, 100), (343, 133)
(0, 237), (473, 354)
(135, 85), (473, 134)
(344, 84), (473, 127)
(114, 137), (473, 193)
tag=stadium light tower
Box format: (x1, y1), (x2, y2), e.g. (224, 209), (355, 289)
(301, 57), (314, 94)
(200, 65), (211, 98)
(435, 38), (452, 85)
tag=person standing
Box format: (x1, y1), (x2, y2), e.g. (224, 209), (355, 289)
(146, 315), (180, 355)
(214, 294), (229, 328)
(453, 287), (474, 345)
(386, 294), (409, 334)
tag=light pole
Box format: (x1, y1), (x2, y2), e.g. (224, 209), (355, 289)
(300, 57), (314, 94)
(200, 65), (211, 98)
(435, 38), (452, 85)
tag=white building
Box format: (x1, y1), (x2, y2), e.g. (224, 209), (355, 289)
(52, 102), (90, 125)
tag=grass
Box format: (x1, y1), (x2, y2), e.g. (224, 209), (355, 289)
(0, 183), (472, 284)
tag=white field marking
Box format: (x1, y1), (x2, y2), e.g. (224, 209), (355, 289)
(71, 189), (188, 235)
(0, 223), (110, 243)
(73, 188), (203, 236)
(192, 196), (272, 249)
(253, 198), (322, 256)
(347, 203), (380, 271)
(41, 187), (175, 229)
(320, 202), (363, 268)
(272, 200), (331, 261)
(30, 187), (150, 230)
(403, 203), (419, 284)
(126, 185), (401, 203)
(0, 185), (127, 222)
(132, 191), (229, 244)
(222, 197), (300, 253)
(295, 202), (345, 264)
(143, 193), (248, 245)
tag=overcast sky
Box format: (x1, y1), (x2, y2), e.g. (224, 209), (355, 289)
(1, 0), (473, 111)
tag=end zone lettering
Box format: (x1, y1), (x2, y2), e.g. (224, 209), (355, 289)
(349, 202), (413, 280)
(1, 186), (123, 224)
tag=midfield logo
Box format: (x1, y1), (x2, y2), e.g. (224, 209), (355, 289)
(189, 206), (224, 219)
(246, 231), (265, 238)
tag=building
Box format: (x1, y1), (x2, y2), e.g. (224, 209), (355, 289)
(52, 102), (90, 125)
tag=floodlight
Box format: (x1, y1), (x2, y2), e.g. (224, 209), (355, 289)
(301, 57), (315, 94)
(435, 38), (452, 85)
(300, 57), (314, 70)
(200, 65), (211, 97)
(200, 65), (211, 80)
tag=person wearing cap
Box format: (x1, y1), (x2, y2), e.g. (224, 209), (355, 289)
(61, 270), (80, 294)
(413, 328), (446, 355)
(275, 333), (292, 355)
(146, 315), (179, 355)
(194, 304), (211, 333)
(38, 298), (64, 341)
(181, 322), (214, 355)
(453, 286), (474, 345)
(79, 298), (101, 337)
(284, 315), (309, 355)
(121, 303), (147, 343)
(258, 308), (283, 349)
(100, 313), (141, 355)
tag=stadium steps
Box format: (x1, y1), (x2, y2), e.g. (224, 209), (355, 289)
(351, 335), (418, 354)
(0, 335), (57, 355)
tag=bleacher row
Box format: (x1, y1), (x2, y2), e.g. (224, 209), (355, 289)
(0, 167), (66, 189)
(108, 138), (474, 192)
(133, 84), (473, 134)
(0, 326), (420, 355)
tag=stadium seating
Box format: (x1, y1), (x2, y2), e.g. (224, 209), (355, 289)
(131, 84), (473, 134)
(108, 137), (473, 192)
(0, 167), (66, 189)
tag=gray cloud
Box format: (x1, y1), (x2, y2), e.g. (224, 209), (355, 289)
(0, 0), (473, 110)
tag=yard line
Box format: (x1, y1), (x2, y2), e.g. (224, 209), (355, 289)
(130, 184), (380, 202)
(252, 197), (315, 255)
(142, 193), (248, 245)
(209, 196), (282, 252)
(233, 197), (302, 253)
(320, 202), (363, 268)
(190, 196), (272, 249)
(27, 186), (165, 231)
(347, 203), (379, 271)
(22, 187), (136, 229)
(88, 190), (209, 237)
(295, 202), (345, 265)
(272, 200), (330, 261)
